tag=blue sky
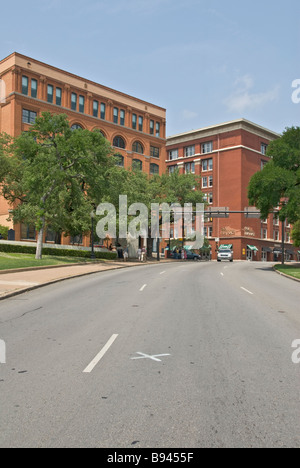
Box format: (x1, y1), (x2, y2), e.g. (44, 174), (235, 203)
(1, 0), (299, 136)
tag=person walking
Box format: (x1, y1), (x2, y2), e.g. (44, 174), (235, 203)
(181, 249), (185, 260)
(141, 246), (146, 262)
(137, 247), (142, 262)
(123, 246), (129, 262)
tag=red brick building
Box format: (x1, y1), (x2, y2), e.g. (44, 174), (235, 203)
(0, 52), (166, 245)
(166, 119), (299, 262)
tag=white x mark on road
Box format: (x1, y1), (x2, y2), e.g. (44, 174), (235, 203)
(131, 352), (171, 362)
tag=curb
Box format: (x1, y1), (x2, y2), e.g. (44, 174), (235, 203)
(273, 266), (300, 283)
(0, 260), (177, 301)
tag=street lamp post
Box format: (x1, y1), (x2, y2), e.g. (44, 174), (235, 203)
(281, 218), (285, 266)
(91, 210), (96, 260)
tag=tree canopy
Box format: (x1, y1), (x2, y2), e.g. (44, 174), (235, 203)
(248, 126), (300, 245)
(0, 112), (113, 258)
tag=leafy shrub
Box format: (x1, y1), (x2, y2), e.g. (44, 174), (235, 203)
(0, 243), (117, 260)
(0, 225), (9, 240)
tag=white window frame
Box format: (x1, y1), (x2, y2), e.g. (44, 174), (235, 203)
(202, 142), (213, 154)
(184, 145), (195, 157)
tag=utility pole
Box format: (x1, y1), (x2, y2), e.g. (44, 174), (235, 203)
(281, 218), (285, 265)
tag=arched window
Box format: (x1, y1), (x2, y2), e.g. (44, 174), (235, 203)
(150, 163), (159, 175)
(113, 136), (126, 149)
(115, 154), (124, 167)
(93, 128), (106, 138)
(132, 159), (143, 171)
(132, 141), (144, 154)
(71, 124), (83, 131)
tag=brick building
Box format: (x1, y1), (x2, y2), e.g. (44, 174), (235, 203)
(0, 52), (166, 245)
(166, 119), (299, 262)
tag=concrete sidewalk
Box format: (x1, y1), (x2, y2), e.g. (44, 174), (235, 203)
(0, 260), (160, 300)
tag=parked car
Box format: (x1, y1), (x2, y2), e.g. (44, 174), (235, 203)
(186, 250), (201, 261)
(217, 249), (233, 262)
(171, 249), (201, 261)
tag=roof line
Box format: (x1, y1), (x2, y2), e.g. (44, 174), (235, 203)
(0, 52), (166, 112)
(167, 118), (281, 139)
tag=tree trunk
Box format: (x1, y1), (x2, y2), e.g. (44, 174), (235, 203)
(35, 218), (45, 260)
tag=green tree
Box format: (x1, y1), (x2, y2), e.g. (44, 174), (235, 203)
(0, 112), (113, 259)
(248, 126), (300, 229)
(103, 165), (205, 255)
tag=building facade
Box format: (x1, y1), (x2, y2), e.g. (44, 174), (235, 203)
(166, 119), (298, 262)
(0, 52), (166, 245)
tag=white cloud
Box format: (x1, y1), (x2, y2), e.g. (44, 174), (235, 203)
(224, 75), (280, 113)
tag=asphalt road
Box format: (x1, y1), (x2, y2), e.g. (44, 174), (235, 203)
(0, 261), (299, 448)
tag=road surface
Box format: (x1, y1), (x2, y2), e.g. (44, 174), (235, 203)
(0, 261), (299, 448)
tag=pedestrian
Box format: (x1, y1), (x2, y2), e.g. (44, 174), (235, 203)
(123, 247), (129, 262)
(181, 249), (185, 260)
(141, 246), (146, 262)
(137, 247), (142, 262)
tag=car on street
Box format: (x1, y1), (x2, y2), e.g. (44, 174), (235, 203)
(217, 249), (233, 262)
(171, 249), (201, 261)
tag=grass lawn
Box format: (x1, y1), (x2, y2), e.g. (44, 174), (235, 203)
(275, 264), (300, 280)
(0, 252), (100, 271)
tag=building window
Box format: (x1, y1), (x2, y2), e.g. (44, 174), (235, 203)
(132, 159), (142, 171)
(156, 122), (160, 138)
(202, 177), (208, 188)
(93, 100), (99, 118)
(208, 192), (213, 204)
(261, 160), (268, 170)
(56, 87), (62, 106)
(132, 141), (144, 154)
(70, 234), (83, 245)
(47, 85), (54, 104)
(115, 154), (124, 167)
(113, 107), (119, 124)
(71, 93), (77, 111)
(150, 163), (159, 175)
(139, 116), (143, 132)
(21, 224), (36, 240)
(150, 120), (154, 135)
(22, 76), (29, 95)
(113, 136), (125, 149)
(120, 110), (125, 126)
(79, 96), (85, 113)
(209, 176), (213, 187)
(202, 158), (213, 171)
(71, 124), (83, 130)
(31, 79), (38, 98)
(169, 166), (177, 174)
(100, 103), (106, 120)
(45, 228), (56, 243)
(169, 149), (178, 161)
(202, 142), (213, 154)
(262, 229), (268, 239)
(184, 145), (195, 157)
(273, 217), (279, 226)
(150, 146), (160, 158)
(185, 162), (195, 174)
(286, 232), (290, 242)
(261, 143), (268, 155)
(22, 109), (37, 125)
(274, 230), (279, 241)
(132, 114), (137, 130)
